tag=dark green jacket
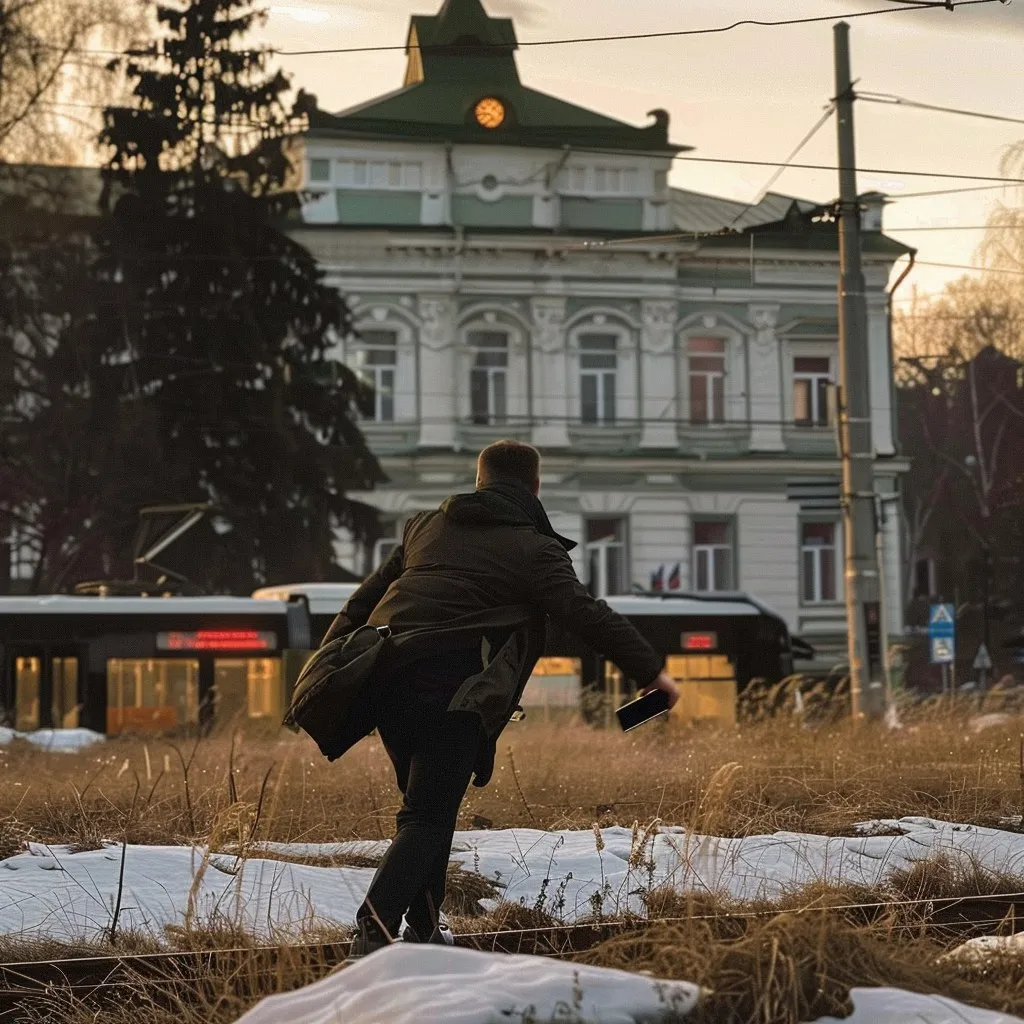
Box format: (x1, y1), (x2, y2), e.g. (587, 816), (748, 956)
(322, 488), (664, 785)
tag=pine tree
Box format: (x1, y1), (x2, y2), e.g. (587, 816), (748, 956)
(0, 188), (156, 593)
(95, 0), (382, 592)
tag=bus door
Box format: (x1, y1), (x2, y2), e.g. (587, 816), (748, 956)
(4, 646), (43, 731)
(667, 630), (738, 726)
(49, 648), (83, 729)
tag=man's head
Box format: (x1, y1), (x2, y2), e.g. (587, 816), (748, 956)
(476, 440), (541, 495)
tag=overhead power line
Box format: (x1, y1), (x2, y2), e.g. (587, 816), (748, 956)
(725, 105), (837, 230)
(275, 0), (1003, 57)
(859, 91), (1024, 128)
(58, 0), (1006, 59)
(913, 258), (1024, 276)
(885, 224), (1019, 231)
(890, 183), (1015, 200)
(672, 154), (1024, 184)
(39, 98), (1024, 188)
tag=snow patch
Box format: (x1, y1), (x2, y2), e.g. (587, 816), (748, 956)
(232, 944), (702, 1024)
(816, 986), (1023, 1023)
(0, 728), (104, 752)
(5, 818), (1024, 944)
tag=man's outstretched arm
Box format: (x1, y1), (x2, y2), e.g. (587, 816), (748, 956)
(524, 538), (679, 705)
(322, 545), (404, 646)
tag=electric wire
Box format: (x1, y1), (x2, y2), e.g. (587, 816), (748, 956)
(47, 0), (1007, 59)
(273, 0), (1005, 57)
(859, 91), (1024, 129)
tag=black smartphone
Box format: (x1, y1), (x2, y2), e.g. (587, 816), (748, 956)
(616, 688), (671, 732)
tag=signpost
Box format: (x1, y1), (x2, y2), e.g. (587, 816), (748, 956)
(973, 643), (993, 692)
(929, 603), (956, 695)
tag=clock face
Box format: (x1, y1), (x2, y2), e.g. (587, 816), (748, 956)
(474, 97), (506, 129)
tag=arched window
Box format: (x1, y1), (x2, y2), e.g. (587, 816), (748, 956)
(579, 334), (618, 425)
(687, 338), (727, 424)
(468, 329), (510, 425)
(355, 329), (398, 423)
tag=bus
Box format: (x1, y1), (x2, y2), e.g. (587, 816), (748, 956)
(0, 586), (798, 736)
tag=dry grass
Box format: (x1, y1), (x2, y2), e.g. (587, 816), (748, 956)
(5, 691), (1024, 1022)
(0, 691), (1021, 853)
(12, 881), (1024, 1024)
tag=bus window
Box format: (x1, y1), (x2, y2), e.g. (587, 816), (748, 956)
(53, 658), (80, 729)
(214, 659), (283, 723)
(667, 655), (735, 682)
(107, 659), (200, 735)
(523, 658), (581, 721)
(15, 658), (40, 732)
(666, 654), (738, 726)
(247, 659), (282, 719)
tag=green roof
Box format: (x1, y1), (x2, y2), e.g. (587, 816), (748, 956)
(306, 0), (687, 154)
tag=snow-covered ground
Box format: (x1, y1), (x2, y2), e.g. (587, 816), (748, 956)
(230, 945), (1022, 1024)
(3, 817), (1024, 942)
(234, 945), (701, 1024)
(0, 728), (104, 752)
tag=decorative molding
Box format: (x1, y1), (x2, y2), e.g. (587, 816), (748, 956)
(641, 299), (678, 355)
(418, 296), (455, 352)
(457, 301), (532, 335)
(565, 304), (642, 332)
(530, 297), (567, 353)
(676, 310), (751, 339)
(748, 303), (781, 332)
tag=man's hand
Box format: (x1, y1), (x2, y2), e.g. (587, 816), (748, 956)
(643, 671), (680, 710)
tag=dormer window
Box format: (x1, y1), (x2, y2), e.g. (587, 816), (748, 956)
(560, 165), (640, 196)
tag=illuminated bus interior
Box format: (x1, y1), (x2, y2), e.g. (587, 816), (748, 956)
(107, 659), (200, 735)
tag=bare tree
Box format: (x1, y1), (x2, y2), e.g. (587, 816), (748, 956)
(0, 0), (141, 164)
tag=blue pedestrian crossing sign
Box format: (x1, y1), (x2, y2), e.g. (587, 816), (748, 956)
(929, 604), (956, 664)
(929, 604), (956, 637)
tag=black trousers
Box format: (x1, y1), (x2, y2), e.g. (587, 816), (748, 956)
(357, 679), (481, 941)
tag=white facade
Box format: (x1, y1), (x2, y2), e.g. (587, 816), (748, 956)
(293, 0), (911, 669)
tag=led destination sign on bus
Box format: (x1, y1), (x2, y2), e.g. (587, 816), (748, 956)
(681, 632), (718, 652)
(157, 630), (278, 652)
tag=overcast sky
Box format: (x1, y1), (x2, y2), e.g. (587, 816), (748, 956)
(252, 0), (1024, 300)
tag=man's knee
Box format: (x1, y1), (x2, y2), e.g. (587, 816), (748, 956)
(397, 800), (460, 835)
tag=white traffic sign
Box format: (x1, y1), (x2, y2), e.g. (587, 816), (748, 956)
(930, 636), (955, 665)
(973, 643), (993, 672)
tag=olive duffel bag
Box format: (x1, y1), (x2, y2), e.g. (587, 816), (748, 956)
(283, 624), (392, 760)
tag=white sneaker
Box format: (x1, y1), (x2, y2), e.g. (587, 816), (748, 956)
(400, 912), (454, 945)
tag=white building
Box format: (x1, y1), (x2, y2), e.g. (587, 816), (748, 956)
(296, 0), (913, 667)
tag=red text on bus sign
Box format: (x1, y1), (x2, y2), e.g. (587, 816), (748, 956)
(682, 632), (718, 652)
(157, 630), (278, 652)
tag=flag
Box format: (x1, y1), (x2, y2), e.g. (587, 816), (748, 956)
(651, 566), (665, 592)
(668, 563), (682, 591)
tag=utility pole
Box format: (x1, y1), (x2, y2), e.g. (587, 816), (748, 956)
(834, 22), (887, 721)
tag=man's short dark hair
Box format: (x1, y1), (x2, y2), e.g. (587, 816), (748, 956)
(477, 440), (541, 489)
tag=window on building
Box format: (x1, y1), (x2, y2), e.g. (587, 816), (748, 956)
(309, 158), (331, 183)
(371, 521), (402, 571)
(469, 330), (509, 425)
(356, 329), (398, 423)
(688, 338), (726, 424)
(693, 520), (735, 593)
(793, 356), (832, 427)
(561, 166), (639, 195)
(801, 522), (840, 604)
(336, 160), (423, 191)
(579, 333), (617, 425)
(585, 519), (629, 597)
(9, 530), (38, 583)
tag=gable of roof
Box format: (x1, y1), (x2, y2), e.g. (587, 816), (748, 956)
(306, 0), (687, 154)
